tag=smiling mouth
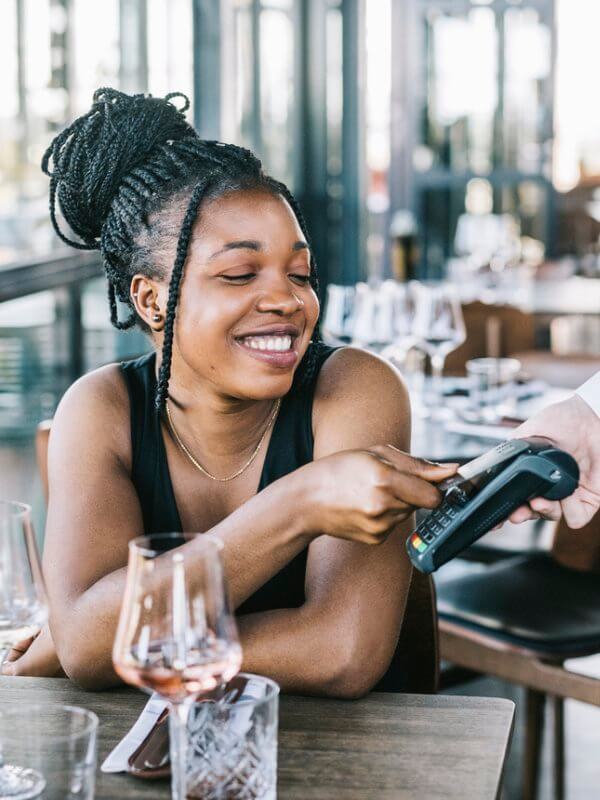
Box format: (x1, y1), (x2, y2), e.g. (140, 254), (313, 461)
(236, 334), (295, 353)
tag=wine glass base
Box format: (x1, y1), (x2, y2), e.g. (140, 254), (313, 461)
(0, 765), (46, 799)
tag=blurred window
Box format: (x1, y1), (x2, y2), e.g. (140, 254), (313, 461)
(397, 0), (555, 277)
(221, 0), (298, 190)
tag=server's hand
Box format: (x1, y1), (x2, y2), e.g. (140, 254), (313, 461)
(509, 395), (600, 528)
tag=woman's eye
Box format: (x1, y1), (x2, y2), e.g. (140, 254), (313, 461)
(221, 274), (255, 283)
(290, 274), (311, 285)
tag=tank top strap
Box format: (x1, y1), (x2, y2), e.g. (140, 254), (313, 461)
(120, 352), (182, 533)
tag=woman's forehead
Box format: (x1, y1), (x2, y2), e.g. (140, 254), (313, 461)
(196, 189), (302, 242)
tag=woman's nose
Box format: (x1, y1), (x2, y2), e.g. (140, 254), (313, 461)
(255, 284), (304, 315)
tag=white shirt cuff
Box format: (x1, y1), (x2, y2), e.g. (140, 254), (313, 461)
(576, 371), (600, 418)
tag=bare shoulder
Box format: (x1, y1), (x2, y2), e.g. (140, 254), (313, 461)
(49, 361), (132, 470)
(312, 347), (410, 454)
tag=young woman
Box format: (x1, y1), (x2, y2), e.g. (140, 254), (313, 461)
(3, 89), (456, 695)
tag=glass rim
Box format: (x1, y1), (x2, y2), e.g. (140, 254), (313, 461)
(219, 673), (280, 708)
(0, 704), (98, 738)
(0, 500), (31, 518)
(129, 532), (224, 557)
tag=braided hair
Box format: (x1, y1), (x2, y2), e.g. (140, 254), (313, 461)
(42, 88), (324, 414)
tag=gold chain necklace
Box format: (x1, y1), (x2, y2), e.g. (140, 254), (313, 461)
(165, 397), (281, 482)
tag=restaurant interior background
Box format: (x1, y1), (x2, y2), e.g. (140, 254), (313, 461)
(1, 1), (599, 798)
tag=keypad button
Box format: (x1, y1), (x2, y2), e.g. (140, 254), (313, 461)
(431, 523), (443, 534)
(423, 532), (435, 543)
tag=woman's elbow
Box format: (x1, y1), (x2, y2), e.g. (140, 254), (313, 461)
(55, 634), (118, 691)
(320, 639), (391, 700)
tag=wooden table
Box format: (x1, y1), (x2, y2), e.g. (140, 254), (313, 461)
(0, 677), (514, 799)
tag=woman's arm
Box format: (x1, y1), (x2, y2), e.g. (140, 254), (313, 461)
(42, 356), (450, 690)
(235, 349), (419, 697)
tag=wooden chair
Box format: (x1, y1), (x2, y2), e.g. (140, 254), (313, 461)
(35, 419), (440, 694)
(436, 512), (600, 800)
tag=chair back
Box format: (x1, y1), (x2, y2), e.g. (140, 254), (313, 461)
(551, 512), (600, 574)
(392, 569), (439, 693)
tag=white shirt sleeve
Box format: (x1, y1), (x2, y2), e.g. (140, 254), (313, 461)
(576, 371), (600, 418)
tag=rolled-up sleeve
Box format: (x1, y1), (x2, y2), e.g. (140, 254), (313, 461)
(576, 371), (600, 418)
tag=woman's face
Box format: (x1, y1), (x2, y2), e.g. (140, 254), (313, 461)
(159, 188), (319, 401)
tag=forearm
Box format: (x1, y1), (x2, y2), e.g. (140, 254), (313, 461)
(237, 603), (390, 699)
(52, 475), (314, 688)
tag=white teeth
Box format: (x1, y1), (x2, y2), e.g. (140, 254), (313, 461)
(240, 335), (293, 352)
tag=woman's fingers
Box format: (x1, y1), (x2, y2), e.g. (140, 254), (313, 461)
(4, 634), (37, 662)
(385, 468), (443, 510)
(374, 445), (460, 483)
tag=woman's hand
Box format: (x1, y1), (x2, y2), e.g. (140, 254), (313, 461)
(1, 624), (64, 678)
(297, 445), (458, 544)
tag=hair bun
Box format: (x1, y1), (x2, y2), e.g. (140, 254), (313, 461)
(42, 88), (197, 249)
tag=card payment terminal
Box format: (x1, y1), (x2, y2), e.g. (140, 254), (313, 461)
(406, 438), (579, 574)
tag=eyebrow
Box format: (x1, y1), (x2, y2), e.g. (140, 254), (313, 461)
(208, 240), (309, 260)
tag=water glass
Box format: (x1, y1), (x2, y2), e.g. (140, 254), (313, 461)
(0, 705), (98, 800)
(466, 357), (521, 422)
(0, 501), (47, 664)
(186, 673), (279, 800)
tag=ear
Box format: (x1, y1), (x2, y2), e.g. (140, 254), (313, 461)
(130, 275), (167, 331)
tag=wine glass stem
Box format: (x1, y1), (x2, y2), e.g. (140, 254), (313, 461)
(431, 353), (446, 410)
(170, 699), (192, 800)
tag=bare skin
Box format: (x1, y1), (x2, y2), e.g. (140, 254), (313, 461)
(3, 189), (456, 695)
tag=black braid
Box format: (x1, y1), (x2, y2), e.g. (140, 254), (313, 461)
(42, 88), (322, 409)
(155, 180), (214, 413)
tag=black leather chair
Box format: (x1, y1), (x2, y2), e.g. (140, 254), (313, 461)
(435, 518), (600, 800)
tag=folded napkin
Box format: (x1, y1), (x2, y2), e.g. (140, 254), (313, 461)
(101, 694), (168, 773)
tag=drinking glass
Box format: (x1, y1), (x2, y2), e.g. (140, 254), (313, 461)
(322, 281), (411, 353)
(0, 501), (47, 663)
(0, 501), (48, 798)
(186, 673), (279, 800)
(411, 282), (466, 419)
(466, 357), (522, 422)
(112, 533), (242, 800)
(380, 280), (417, 363)
(0, 705), (98, 800)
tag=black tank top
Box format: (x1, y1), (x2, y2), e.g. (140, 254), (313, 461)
(120, 346), (405, 690)
(120, 345), (336, 615)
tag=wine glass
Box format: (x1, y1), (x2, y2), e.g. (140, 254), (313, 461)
(411, 282), (466, 420)
(321, 284), (355, 345)
(380, 280), (418, 362)
(322, 281), (405, 352)
(113, 533), (242, 800)
(0, 500), (48, 799)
